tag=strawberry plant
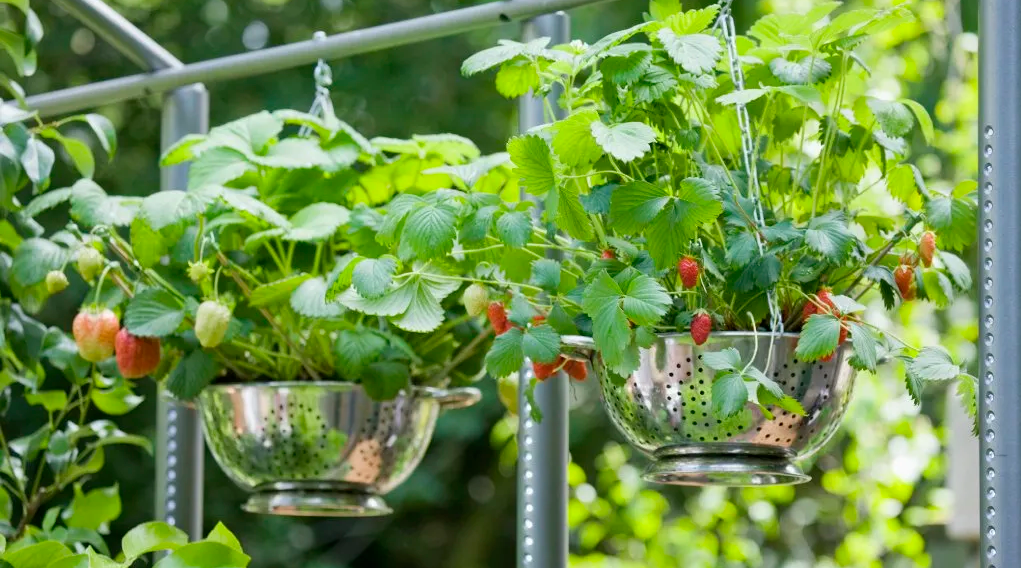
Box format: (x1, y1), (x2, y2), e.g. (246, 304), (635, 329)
(437, 1), (978, 425)
(7, 107), (515, 401)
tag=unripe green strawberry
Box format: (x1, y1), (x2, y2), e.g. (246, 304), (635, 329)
(690, 311), (712, 346)
(462, 284), (489, 317)
(76, 247), (104, 282)
(187, 261), (212, 284)
(73, 308), (120, 363)
(115, 329), (161, 379)
(918, 231), (936, 268)
(677, 256), (700, 289)
(497, 374), (519, 416)
(45, 270), (69, 294)
(194, 300), (232, 348)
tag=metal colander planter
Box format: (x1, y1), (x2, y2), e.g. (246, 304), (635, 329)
(563, 332), (856, 487)
(198, 381), (480, 517)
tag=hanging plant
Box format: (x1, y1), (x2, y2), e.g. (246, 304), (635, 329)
(375, 1), (975, 483)
(7, 102), (521, 514)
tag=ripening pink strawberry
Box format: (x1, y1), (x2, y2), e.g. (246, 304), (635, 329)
(73, 308), (120, 363)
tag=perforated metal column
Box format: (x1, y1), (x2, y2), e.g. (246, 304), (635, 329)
(155, 85), (209, 540)
(516, 12), (570, 568)
(979, 1), (1021, 565)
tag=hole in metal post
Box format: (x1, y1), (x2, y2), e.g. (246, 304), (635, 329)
(499, 13), (511, 22)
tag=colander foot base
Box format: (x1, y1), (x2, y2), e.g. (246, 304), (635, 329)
(643, 450), (811, 487)
(243, 490), (393, 517)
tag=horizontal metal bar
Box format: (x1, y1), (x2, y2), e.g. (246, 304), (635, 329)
(26, 0), (612, 117)
(53, 0), (180, 70)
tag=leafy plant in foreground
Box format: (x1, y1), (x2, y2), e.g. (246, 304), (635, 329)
(443, 1), (978, 425)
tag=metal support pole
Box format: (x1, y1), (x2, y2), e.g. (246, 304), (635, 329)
(52, 0), (180, 70)
(517, 13), (569, 568)
(155, 84), (209, 541)
(980, 0), (1021, 566)
(25, 0), (614, 118)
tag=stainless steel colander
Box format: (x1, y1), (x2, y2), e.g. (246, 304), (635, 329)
(198, 381), (480, 517)
(562, 332), (856, 486)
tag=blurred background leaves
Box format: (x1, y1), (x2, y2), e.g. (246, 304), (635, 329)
(10, 0), (978, 566)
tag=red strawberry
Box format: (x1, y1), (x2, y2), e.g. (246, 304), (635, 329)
(532, 314), (546, 325)
(601, 249), (615, 260)
(918, 231), (936, 268)
(838, 322), (849, 345)
(487, 302), (511, 335)
(532, 356), (565, 381)
(678, 256), (700, 289)
(564, 359), (588, 381)
(894, 265), (916, 300)
(816, 287), (836, 312)
(690, 311), (712, 346)
(73, 308), (120, 363)
(801, 301), (818, 323)
(115, 329), (161, 379)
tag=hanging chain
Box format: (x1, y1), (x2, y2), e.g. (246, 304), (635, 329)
(714, 2), (785, 339)
(298, 31), (335, 138)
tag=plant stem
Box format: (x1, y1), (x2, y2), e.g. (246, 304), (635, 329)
(216, 252), (322, 380)
(427, 327), (494, 385)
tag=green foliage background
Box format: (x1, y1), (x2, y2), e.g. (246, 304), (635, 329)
(9, 0), (978, 566)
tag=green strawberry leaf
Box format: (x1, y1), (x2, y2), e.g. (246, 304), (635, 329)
(362, 361), (410, 401)
(496, 210), (532, 248)
(711, 372), (748, 417)
(846, 322), (878, 372)
(956, 374), (978, 436)
(461, 37), (550, 76)
(590, 121), (657, 162)
(166, 350), (219, 399)
(769, 56), (832, 84)
(521, 324), (561, 364)
(284, 203), (350, 242)
(609, 181), (670, 234)
(485, 327), (525, 378)
(804, 210), (854, 262)
(507, 135), (556, 197)
(615, 267), (670, 325)
(249, 274), (313, 307)
(530, 258), (562, 292)
(552, 110), (604, 167)
(795, 314), (841, 361)
(12, 238), (70, 287)
(290, 277), (344, 319)
(924, 195), (976, 251)
(124, 289), (185, 337)
(351, 256), (398, 300)
(907, 346), (961, 381)
(645, 178), (723, 269)
(939, 251), (972, 290)
(402, 202), (458, 258)
(867, 97), (915, 137)
(701, 348), (742, 372)
(657, 30), (722, 75)
(333, 330), (386, 378)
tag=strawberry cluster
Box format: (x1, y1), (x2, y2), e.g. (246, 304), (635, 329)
(73, 309), (161, 378)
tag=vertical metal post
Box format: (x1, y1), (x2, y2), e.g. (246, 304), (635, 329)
(517, 12), (570, 568)
(980, 0), (1021, 566)
(156, 84), (209, 541)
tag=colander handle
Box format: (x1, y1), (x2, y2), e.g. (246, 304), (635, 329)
(424, 386), (482, 411)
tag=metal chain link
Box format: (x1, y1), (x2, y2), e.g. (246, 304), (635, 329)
(714, 1), (785, 339)
(298, 31), (335, 138)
